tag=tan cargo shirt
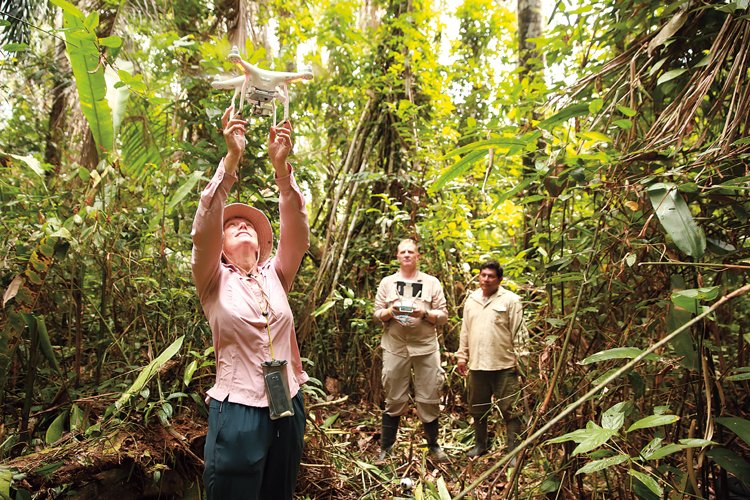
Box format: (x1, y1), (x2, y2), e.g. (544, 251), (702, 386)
(373, 272), (448, 357)
(456, 287), (529, 371)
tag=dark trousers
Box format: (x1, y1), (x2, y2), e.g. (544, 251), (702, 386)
(468, 368), (521, 420)
(203, 392), (305, 500)
(469, 369), (523, 449)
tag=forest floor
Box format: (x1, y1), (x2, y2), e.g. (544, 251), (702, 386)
(5, 397), (552, 499)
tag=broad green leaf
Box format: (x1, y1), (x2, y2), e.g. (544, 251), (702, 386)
(667, 275), (699, 369)
(545, 427), (592, 444)
(706, 237), (736, 255)
(115, 336), (185, 410)
(63, 13), (114, 155)
(678, 438), (714, 447)
(727, 371), (750, 381)
(431, 149), (488, 191)
(715, 417), (750, 447)
(601, 401), (629, 431)
(640, 437), (663, 458)
(70, 404), (86, 432)
(576, 454), (629, 474)
(572, 423), (618, 455)
(629, 470), (663, 497)
(3, 43), (28, 52)
(25, 314), (61, 374)
(49, 0), (84, 18)
(167, 169), (204, 213)
(0, 466), (11, 498)
(99, 36), (123, 48)
(183, 359), (198, 386)
(671, 287), (720, 314)
(36, 316), (60, 373)
(707, 448), (750, 487)
(442, 137), (530, 160)
(580, 347), (659, 365)
(537, 102), (591, 130)
(148, 170), (205, 230)
(657, 68), (687, 86)
(649, 57), (669, 77)
(643, 439), (713, 460)
(45, 411), (67, 445)
(493, 177), (534, 205)
(642, 443), (683, 460)
(580, 131), (612, 143)
(613, 119), (632, 129)
(647, 182), (706, 257)
(627, 414), (679, 432)
(83, 11), (99, 32)
(616, 105), (637, 117)
(312, 299), (336, 317)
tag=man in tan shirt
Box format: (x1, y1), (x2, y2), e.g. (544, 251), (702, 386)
(456, 260), (529, 458)
(373, 239), (449, 462)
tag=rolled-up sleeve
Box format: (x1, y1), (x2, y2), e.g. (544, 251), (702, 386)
(373, 278), (390, 322)
(191, 160), (236, 301)
(274, 163), (309, 291)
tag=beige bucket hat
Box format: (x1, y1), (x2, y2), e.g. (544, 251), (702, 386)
(223, 203), (274, 265)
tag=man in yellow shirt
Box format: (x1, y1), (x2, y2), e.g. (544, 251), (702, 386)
(455, 261), (529, 458)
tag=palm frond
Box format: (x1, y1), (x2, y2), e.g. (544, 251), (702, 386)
(0, 0), (46, 45)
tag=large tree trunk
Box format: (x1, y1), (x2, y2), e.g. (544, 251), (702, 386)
(517, 0), (544, 251)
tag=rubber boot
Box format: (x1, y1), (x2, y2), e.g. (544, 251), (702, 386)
(506, 417), (521, 450)
(467, 416), (489, 457)
(423, 419), (449, 462)
(379, 413), (400, 460)
(505, 417), (522, 466)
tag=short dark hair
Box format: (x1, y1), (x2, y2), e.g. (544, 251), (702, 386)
(479, 260), (503, 279)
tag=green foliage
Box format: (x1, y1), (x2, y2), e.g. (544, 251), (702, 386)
(0, 0), (749, 497)
(114, 335), (184, 411)
(56, 1), (115, 155)
(647, 183), (706, 258)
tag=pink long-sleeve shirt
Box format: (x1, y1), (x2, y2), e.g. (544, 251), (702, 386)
(191, 159), (310, 407)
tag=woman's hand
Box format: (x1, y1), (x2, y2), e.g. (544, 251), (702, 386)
(269, 120), (293, 175)
(222, 106), (247, 173)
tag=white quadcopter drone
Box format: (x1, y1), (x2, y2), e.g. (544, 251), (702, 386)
(211, 46), (313, 125)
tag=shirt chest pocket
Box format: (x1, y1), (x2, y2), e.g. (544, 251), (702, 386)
(492, 305), (510, 327)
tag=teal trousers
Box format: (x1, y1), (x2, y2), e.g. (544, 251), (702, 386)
(203, 392), (305, 499)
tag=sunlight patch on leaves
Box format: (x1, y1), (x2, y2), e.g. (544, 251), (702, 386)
(627, 414), (680, 433)
(576, 453), (629, 475)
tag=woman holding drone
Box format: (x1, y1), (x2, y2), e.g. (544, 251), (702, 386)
(191, 106), (309, 499)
